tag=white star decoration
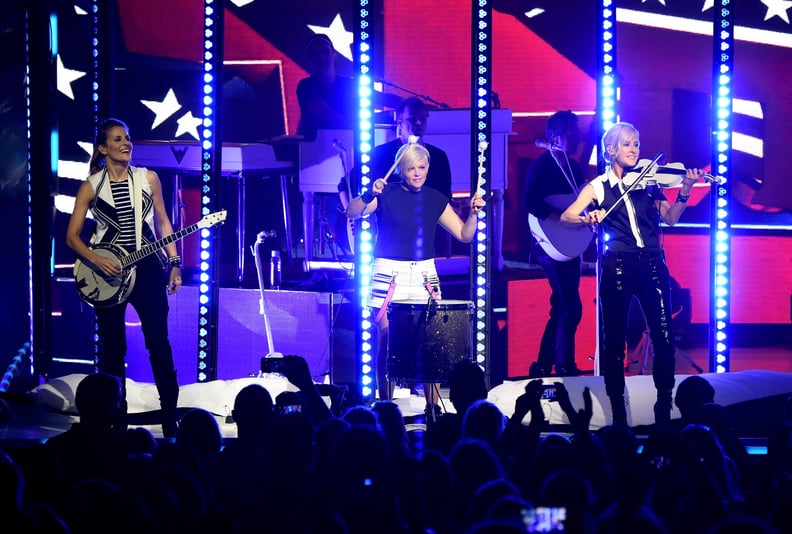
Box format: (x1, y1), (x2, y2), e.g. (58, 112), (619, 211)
(762, 0), (792, 24)
(141, 89), (182, 130)
(77, 141), (93, 156)
(308, 14), (354, 61)
(56, 55), (86, 100)
(175, 111), (202, 140)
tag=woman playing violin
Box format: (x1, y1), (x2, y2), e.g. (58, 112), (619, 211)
(560, 121), (703, 429)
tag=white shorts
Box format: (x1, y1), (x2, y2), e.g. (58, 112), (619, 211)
(367, 258), (442, 309)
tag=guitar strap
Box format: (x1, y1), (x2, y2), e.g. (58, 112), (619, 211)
(549, 149), (581, 197)
(89, 168), (107, 219)
(131, 166), (145, 251)
(374, 273), (398, 325)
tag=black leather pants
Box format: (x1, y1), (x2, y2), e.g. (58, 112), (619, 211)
(599, 250), (676, 398)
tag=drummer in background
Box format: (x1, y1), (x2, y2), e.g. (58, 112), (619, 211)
(346, 143), (484, 420)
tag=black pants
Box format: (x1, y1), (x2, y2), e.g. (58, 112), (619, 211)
(599, 250), (676, 398)
(94, 257), (179, 415)
(535, 247), (583, 371)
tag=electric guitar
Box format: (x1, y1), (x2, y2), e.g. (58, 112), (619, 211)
(528, 194), (594, 262)
(73, 210), (227, 308)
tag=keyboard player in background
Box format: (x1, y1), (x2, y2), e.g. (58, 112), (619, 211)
(297, 33), (400, 141)
(297, 33), (399, 258)
(296, 34), (356, 141)
(338, 97), (453, 209)
(369, 97), (452, 201)
(337, 97), (454, 257)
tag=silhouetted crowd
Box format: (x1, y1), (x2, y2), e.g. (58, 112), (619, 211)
(2, 356), (791, 533)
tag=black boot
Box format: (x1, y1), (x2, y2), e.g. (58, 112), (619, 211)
(654, 390), (673, 432)
(529, 362), (552, 378)
(113, 398), (129, 434)
(609, 395), (628, 426)
(555, 363), (580, 377)
(161, 407), (178, 439)
(424, 403), (442, 425)
(155, 369), (179, 439)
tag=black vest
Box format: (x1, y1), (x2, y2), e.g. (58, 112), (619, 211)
(598, 176), (666, 253)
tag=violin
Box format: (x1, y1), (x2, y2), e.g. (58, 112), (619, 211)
(598, 153), (725, 223)
(622, 159), (724, 189)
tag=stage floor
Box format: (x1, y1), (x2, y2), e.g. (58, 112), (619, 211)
(9, 270), (792, 445)
(2, 343), (791, 446)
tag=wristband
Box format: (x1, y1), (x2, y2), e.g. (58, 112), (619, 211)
(361, 191), (375, 204)
(168, 255), (182, 268)
(676, 193), (690, 203)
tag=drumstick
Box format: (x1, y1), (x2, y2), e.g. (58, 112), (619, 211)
(376, 135), (420, 189)
(476, 140), (489, 194)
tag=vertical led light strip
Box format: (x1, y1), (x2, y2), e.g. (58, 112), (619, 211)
(25, 8), (34, 371)
(710, 1), (733, 373)
(592, 0), (618, 374)
(471, 1), (492, 380)
(197, 0), (223, 382)
(27, 4), (59, 378)
(599, 0), (617, 138)
(91, 0), (106, 365)
(355, 0), (376, 403)
(91, 0), (111, 128)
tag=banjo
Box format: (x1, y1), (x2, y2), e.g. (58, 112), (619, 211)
(74, 210), (227, 307)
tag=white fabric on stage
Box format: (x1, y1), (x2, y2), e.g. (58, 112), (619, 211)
(26, 370), (792, 431)
(27, 373), (298, 416)
(487, 370), (792, 429)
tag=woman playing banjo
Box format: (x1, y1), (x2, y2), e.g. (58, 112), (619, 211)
(66, 118), (181, 438)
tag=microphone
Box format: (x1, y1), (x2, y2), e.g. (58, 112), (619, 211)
(534, 139), (559, 150)
(332, 139), (346, 153)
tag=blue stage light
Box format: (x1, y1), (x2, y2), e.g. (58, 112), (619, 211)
(196, 0), (223, 382)
(709, 1), (732, 373)
(355, 0), (376, 403)
(471, 1), (492, 373)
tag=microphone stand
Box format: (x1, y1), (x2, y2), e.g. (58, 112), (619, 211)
(377, 79), (451, 109)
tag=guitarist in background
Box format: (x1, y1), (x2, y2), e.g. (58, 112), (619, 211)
(66, 118), (181, 438)
(524, 111), (588, 378)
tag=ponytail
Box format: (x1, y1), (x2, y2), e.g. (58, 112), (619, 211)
(89, 118), (129, 176)
(88, 148), (105, 175)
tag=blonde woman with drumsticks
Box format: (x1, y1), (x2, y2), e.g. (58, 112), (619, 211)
(346, 142), (485, 419)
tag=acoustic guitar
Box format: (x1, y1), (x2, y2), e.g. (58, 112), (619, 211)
(528, 194), (593, 262)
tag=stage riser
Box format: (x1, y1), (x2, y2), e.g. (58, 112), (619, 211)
(50, 282), (357, 385)
(125, 287), (347, 384)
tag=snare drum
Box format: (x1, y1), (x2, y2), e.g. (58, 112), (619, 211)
(386, 299), (473, 383)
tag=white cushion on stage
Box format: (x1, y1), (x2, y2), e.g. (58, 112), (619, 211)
(27, 373), (298, 416)
(488, 370), (792, 429)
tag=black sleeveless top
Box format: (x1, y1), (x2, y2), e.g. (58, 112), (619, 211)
(594, 171), (667, 253)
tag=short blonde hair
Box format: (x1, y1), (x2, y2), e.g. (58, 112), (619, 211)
(601, 122), (639, 163)
(394, 143), (430, 176)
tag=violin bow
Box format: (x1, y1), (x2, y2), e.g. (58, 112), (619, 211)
(599, 150), (665, 223)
